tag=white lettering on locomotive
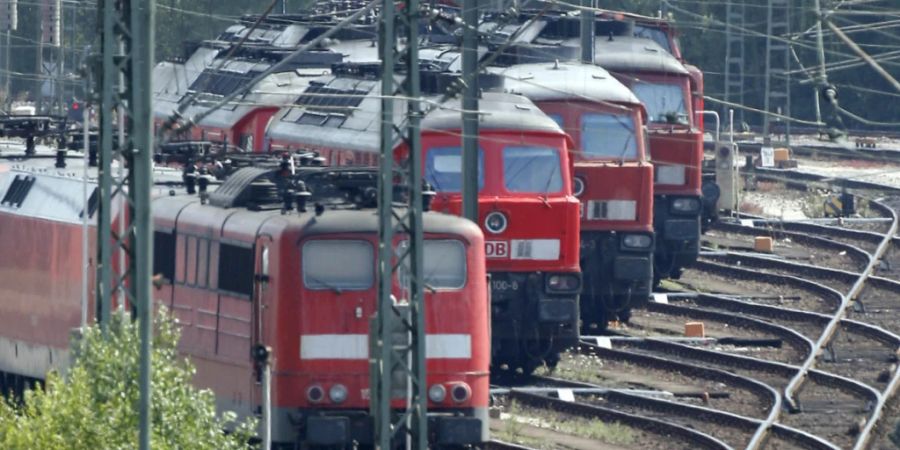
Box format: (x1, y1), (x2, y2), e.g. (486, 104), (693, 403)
(484, 240), (509, 259)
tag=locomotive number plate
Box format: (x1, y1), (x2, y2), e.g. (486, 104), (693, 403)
(485, 240), (509, 259)
(491, 279), (521, 292)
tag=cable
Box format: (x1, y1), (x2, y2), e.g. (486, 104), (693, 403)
(174, 0), (282, 115)
(836, 105), (900, 127)
(160, 0), (380, 143)
(703, 95), (824, 127)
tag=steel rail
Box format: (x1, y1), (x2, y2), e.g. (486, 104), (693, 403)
(579, 340), (844, 450)
(623, 338), (882, 401)
(689, 248), (900, 448)
(486, 440), (538, 450)
(710, 221), (871, 269)
(745, 199), (898, 449)
(690, 259), (846, 312)
(577, 342), (780, 418)
(741, 219), (885, 252)
(852, 272), (900, 448)
(618, 327), (893, 449)
(704, 251), (862, 289)
(507, 390), (734, 450)
(643, 302), (813, 357)
(751, 165), (900, 196)
(667, 290), (900, 388)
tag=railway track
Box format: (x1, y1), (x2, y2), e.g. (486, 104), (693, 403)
(510, 182), (900, 449)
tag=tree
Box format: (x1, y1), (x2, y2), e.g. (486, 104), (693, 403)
(0, 308), (256, 450)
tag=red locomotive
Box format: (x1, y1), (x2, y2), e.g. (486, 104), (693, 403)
(0, 155), (490, 447)
(489, 59), (654, 329)
(591, 10), (717, 227)
(581, 23), (704, 281)
(495, 9), (707, 282)
(263, 66), (582, 374)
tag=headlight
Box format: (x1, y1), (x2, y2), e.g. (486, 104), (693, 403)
(450, 383), (471, 404)
(546, 273), (581, 293)
(622, 234), (653, 249)
(573, 177), (585, 197)
(484, 211), (508, 234)
(428, 384), (447, 403)
(671, 197), (700, 213)
(306, 385), (325, 403)
(329, 384), (348, 404)
(656, 165), (685, 185)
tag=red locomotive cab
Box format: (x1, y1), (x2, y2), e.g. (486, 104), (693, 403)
(537, 101), (654, 232)
(153, 166), (490, 448)
(632, 73), (702, 196)
(271, 221), (490, 446)
(419, 93), (582, 374)
(264, 70), (580, 376)
(586, 34), (704, 282)
(686, 64), (705, 133)
(488, 60), (654, 330)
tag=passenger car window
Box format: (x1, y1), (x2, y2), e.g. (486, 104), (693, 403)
(302, 240), (374, 290)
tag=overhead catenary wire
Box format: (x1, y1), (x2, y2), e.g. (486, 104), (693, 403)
(172, 0), (282, 118)
(158, 0), (380, 144)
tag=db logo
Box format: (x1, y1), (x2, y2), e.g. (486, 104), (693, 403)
(485, 241), (509, 259)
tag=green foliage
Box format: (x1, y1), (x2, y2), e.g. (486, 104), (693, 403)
(0, 309), (256, 450)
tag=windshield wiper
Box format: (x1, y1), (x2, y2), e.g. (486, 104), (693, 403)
(306, 275), (345, 294)
(617, 134), (635, 166)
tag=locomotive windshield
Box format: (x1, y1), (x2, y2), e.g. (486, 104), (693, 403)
(503, 146), (563, 193)
(580, 113), (638, 160)
(397, 240), (467, 290)
(631, 81), (689, 125)
(425, 147), (484, 193)
(302, 240), (374, 291)
(633, 25), (673, 54)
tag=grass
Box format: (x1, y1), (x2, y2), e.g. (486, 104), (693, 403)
(534, 351), (604, 384)
(496, 400), (637, 447)
(801, 193), (827, 218)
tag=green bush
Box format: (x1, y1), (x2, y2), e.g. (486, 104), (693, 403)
(0, 308), (256, 450)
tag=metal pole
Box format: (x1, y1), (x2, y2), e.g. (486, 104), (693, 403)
(373, 0), (396, 445)
(461, 0), (479, 222)
(406, 1), (428, 445)
(4, 30), (9, 107)
(131, 0), (155, 446)
(261, 361), (272, 450)
(96, 0), (114, 328)
(762, 0), (774, 136)
(372, 0), (427, 446)
(56, 3), (63, 116)
(813, 0), (828, 122)
(36, 26), (43, 113)
(81, 100), (89, 328)
(580, 0), (594, 64)
(96, 0), (154, 447)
